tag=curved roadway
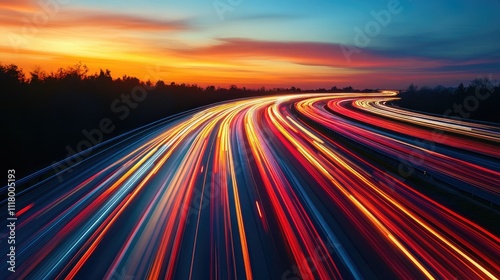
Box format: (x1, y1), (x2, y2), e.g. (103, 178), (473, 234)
(2, 92), (499, 279)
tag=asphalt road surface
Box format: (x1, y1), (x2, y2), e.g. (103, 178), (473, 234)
(2, 92), (499, 279)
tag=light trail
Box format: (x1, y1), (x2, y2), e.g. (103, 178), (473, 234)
(1, 93), (499, 279)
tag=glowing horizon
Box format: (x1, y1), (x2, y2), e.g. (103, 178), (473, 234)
(1, 0), (499, 89)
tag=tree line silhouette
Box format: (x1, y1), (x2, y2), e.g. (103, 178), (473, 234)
(395, 78), (500, 123)
(3, 62), (497, 178)
(1, 63), (374, 178)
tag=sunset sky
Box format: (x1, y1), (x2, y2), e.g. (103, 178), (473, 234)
(1, 0), (499, 88)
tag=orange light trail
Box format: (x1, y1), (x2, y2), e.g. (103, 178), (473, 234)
(3, 93), (499, 279)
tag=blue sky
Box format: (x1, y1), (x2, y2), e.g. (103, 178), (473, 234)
(1, 0), (499, 87)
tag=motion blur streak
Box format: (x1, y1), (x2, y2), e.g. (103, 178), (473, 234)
(1, 92), (499, 279)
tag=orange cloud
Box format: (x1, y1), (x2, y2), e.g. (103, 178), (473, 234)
(44, 10), (189, 31)
(175, 38), (445, 70)
(0, 0), (487, 90)
(0, 3), (190, 31)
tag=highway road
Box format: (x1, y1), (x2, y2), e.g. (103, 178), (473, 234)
(2, 92), (499, 279)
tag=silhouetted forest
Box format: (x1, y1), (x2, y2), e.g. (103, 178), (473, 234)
(395, 78), (500, 123)
(4, 62), (497, 178)
(2, 63), (375, 178)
